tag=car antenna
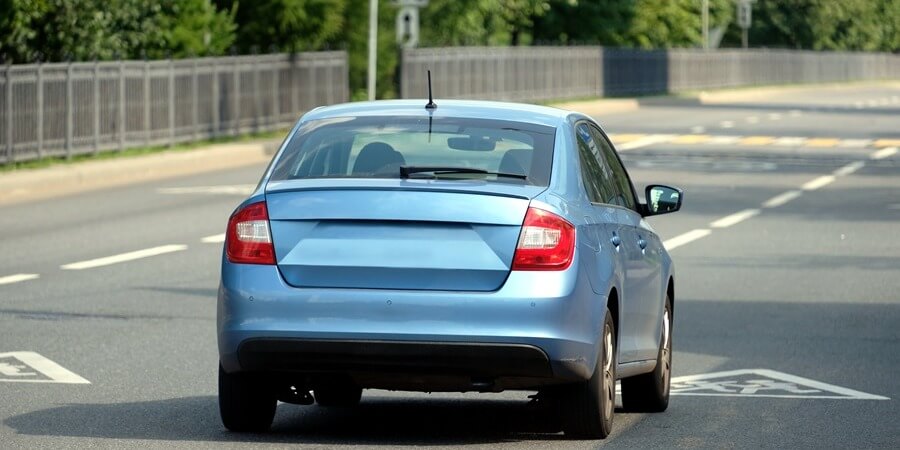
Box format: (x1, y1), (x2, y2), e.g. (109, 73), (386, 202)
(425, 70), (437, 110)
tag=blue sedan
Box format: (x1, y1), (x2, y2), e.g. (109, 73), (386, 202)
(217, 99), (682, 438)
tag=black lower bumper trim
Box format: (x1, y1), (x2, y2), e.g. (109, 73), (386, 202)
(237, 338), (553, 378)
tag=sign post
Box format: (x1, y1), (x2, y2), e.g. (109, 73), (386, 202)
(736, 0), (754, 49)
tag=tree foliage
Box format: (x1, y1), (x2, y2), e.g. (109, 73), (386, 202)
(216, 0), (345, 53)
(0, 0), (235, 63)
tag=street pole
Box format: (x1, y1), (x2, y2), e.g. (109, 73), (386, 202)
(368, 0), (378, 101)
(742, 29), (748, 49)
(702, 0), (709, 50)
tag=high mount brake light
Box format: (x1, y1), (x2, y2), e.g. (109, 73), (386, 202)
(226, 201), (276, 265)
(512, 207), (575, 271)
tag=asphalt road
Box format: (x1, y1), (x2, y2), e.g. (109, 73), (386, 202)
(1, 83), (898, 449)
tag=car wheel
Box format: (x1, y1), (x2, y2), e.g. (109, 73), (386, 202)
(218, 364), (277, 432)
(560, 308), (616, 438)
(621, 295), (672, 412)
(314, 385), (363, 407)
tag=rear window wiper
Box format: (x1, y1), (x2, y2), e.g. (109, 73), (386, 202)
(400, 166), (527, 180)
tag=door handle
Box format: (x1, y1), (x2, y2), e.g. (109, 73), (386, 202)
(610, 234), (621, 247)
(638, 238), (647, 250)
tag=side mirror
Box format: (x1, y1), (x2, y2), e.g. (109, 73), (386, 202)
(644, 184), (683, 216)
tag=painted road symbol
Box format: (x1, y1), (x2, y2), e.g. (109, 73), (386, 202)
(0, 351), (90, 384)
(668, 368), (888, 400)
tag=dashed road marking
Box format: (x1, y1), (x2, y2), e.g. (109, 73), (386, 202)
(833, 161), (865, 177)
(740, 136), (774, 146)
(707, 135), (741, 145)
(671, 134), (711, 144)
(690, 126), (706, 134)
(710, 209), (761, 229)
(762, 190), (803, 208)
(720, 121), (735, 128)
(0, 351), (90, 384)
(801, 175), (836, 191)
(788, 110), (802, 117)
(806, 138), (840, 147)
(854, 101), (865, 109)
(663, 229), (711, 251)
(767, 113), (782, 120)
(202, 233), (226, 244)
(838, 139), (873, 148)
(618, 134), (674, 151)
(746, 116), (759, 124)
(867, 100), (879, 107)
(0, 274), (39, 286)
(670, 369), (889, 400)
(871, 147), (898, 160)
(772, 137), (806, 147)
(61, 245), (188, 270)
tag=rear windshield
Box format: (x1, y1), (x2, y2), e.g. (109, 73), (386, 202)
(269, 116), (556, 186)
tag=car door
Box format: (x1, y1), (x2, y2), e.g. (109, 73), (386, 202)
(574, 123), (639, 361)
(589, 124), (664, 363)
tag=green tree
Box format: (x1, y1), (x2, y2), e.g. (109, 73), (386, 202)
(217, 0), (346, 52)
(723, 0), (897, 51)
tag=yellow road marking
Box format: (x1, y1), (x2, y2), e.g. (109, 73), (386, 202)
(805, 138), (840, 147)
(740, 136), (775, 146)
(671, 134), (712, 144)
(874, 139), (900, 148)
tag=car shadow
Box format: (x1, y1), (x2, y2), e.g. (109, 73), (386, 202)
(4, 394), (625, 444)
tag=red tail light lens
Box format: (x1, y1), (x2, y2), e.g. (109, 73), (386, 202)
(512, 207), (575, 271)
(226, 201), (275, 265)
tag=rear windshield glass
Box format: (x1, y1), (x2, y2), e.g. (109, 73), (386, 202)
(269, 116), (556, 186)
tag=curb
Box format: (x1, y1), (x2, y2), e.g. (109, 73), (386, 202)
(0, 140), (280, 206)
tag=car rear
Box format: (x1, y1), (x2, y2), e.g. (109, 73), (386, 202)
(217, 102), (606, 394)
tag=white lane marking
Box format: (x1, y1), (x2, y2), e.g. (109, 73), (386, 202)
(202, 233), (226, 244)
(0, 273), (40, 286)
(670, 369), (889, 400)
(157, 185), (256, 195)
(767, 113), (782, 120)
(867, 99), (879, 107)
(833, 161), (865, 177)
(719, 121), (735, 128)
(707, 135), (741, 145)
(663, 229), (711, 251)
(762, 190), (802, 208)
(61, 245), (188, 270)
(618, 134), (674, 151)
(801, 175), (836, 191)
(746, 116), (759, 124)
(772, 137), (806, 147)
(690, 126), (705, 134)
(710, 209), (760, 229)
(0, 351), (90, 384)
(879, 98), (890, 106)
(788, 109), (802, 117)
(871, 147), (897, 160)
(838, 139), (872, 148)
(854, 101), (865, 109)
(892, 96), (899, 103)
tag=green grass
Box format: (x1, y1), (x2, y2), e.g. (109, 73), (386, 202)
(1, 128), (289, 173)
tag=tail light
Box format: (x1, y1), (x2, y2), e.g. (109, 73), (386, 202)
(512, 207), (575, 271)
(226, 201), (276, 265)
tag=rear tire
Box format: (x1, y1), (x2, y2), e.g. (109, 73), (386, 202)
(621, 295), (672, 412)
(218, 364), (277, 432)
(560, 309), (616, 439)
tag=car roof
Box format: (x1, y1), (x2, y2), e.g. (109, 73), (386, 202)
(301, 99), (580, 128)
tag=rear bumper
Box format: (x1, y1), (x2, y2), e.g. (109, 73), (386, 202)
(217, 262), (605, 386)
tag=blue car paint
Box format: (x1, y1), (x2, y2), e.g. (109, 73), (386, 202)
(218, 100), (674, 386)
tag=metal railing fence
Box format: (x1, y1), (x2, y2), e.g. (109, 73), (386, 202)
(0, 52), (349, 164)
(401, 46), (900, 101)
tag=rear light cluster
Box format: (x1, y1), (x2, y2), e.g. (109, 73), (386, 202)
(512, 207), (575, 271)
(226, 201), (276, 265)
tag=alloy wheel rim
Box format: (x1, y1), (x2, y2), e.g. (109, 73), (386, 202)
(603, 323), (614, 419)
(661, 308), (671, 390)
